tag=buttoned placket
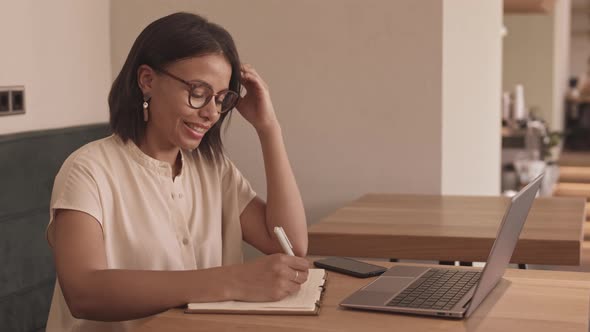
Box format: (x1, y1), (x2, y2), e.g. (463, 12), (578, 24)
(167, 172), (197, 270)
(125, 140), (199, 269)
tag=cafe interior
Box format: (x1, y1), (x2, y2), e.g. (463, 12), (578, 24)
(3, 0), (590, 331)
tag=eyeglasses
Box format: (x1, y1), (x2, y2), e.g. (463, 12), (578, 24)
(155, 68), (239, 114)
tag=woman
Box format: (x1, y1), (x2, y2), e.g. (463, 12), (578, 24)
(46, 12), (309, 331)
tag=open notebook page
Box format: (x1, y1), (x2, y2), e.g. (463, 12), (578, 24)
(187, 268), (326, 312)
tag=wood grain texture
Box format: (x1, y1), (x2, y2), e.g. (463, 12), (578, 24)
(132, 261), (590, 332)
(559, 167), (590, 184)
(308, 194), (585, 265)
(559, 151), (590, 167)
(555, 183), (590, 199)
(504, 0), (555, 13)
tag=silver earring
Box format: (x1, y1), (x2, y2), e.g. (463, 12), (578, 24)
(142, 99), (149, 122)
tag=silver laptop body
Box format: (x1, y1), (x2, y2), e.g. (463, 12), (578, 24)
(340, 174), (544, 319)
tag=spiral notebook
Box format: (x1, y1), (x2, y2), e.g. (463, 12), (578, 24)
(185, 269), (327, 315)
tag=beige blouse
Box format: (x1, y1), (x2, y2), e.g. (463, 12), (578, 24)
(45, 135), (256, 332)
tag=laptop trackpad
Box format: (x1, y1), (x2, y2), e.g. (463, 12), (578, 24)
(341, 266), (427, 307)
(342, 276), (414, 306)
(363, 276), (414, 293)
(382, 265), (429, 277)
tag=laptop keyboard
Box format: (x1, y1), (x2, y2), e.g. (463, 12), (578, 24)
(387, 268), (481, 311)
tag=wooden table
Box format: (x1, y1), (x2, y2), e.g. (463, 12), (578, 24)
(308, 194), (585, 265)
(131, 262), (590, 332)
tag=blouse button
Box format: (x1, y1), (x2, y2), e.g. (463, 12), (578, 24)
(182, 238), (189, 245)
(171, 193), (176, 199)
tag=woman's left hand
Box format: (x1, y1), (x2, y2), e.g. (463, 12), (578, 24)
(237, 64), (279, 133)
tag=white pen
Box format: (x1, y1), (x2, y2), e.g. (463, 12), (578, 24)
(273, 226), (295, 256)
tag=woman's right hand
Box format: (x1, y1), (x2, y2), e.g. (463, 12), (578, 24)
(229, 253), (310, 302)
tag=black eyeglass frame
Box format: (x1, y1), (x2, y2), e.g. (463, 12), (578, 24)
(154, 67), (239, 114)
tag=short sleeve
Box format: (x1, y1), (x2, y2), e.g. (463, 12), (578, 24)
(46, 153), (104, 248)
(221, 155), (257, 214)
(219, 154), (256, 265)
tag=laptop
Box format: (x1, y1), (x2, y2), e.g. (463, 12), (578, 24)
(340, 173), (544, 319)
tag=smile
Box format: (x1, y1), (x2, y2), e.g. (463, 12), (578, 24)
(183, 121), (209, 134)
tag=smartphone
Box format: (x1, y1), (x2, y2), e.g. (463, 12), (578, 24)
(313, 257), (387, 278)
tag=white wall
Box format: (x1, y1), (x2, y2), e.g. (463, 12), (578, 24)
(441, 1), (502, 195)
(0, 0), (507, 260)
(110, 1), (503, 256)
(0, 0), (111, 135)
(110, 0), (446, 226)
(0, 0), (503, 221)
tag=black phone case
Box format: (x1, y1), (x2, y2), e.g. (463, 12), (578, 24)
(313, 258), (386, 278)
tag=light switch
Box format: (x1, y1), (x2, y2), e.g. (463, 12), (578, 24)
(0, 91), (8, 112)
(0, 86), (25, 116)
(11, 90), (24, 112)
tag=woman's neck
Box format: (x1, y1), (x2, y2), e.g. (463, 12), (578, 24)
(138, 134), (182, 177)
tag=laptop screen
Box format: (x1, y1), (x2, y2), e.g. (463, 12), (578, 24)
(465, 174), (543, 317)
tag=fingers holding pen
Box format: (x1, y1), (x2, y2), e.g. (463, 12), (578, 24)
(290, 268), (309, 285)
(277, 254), (310, 285)
(273, 226), (310, 284)
(230, 252), (311, 301)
